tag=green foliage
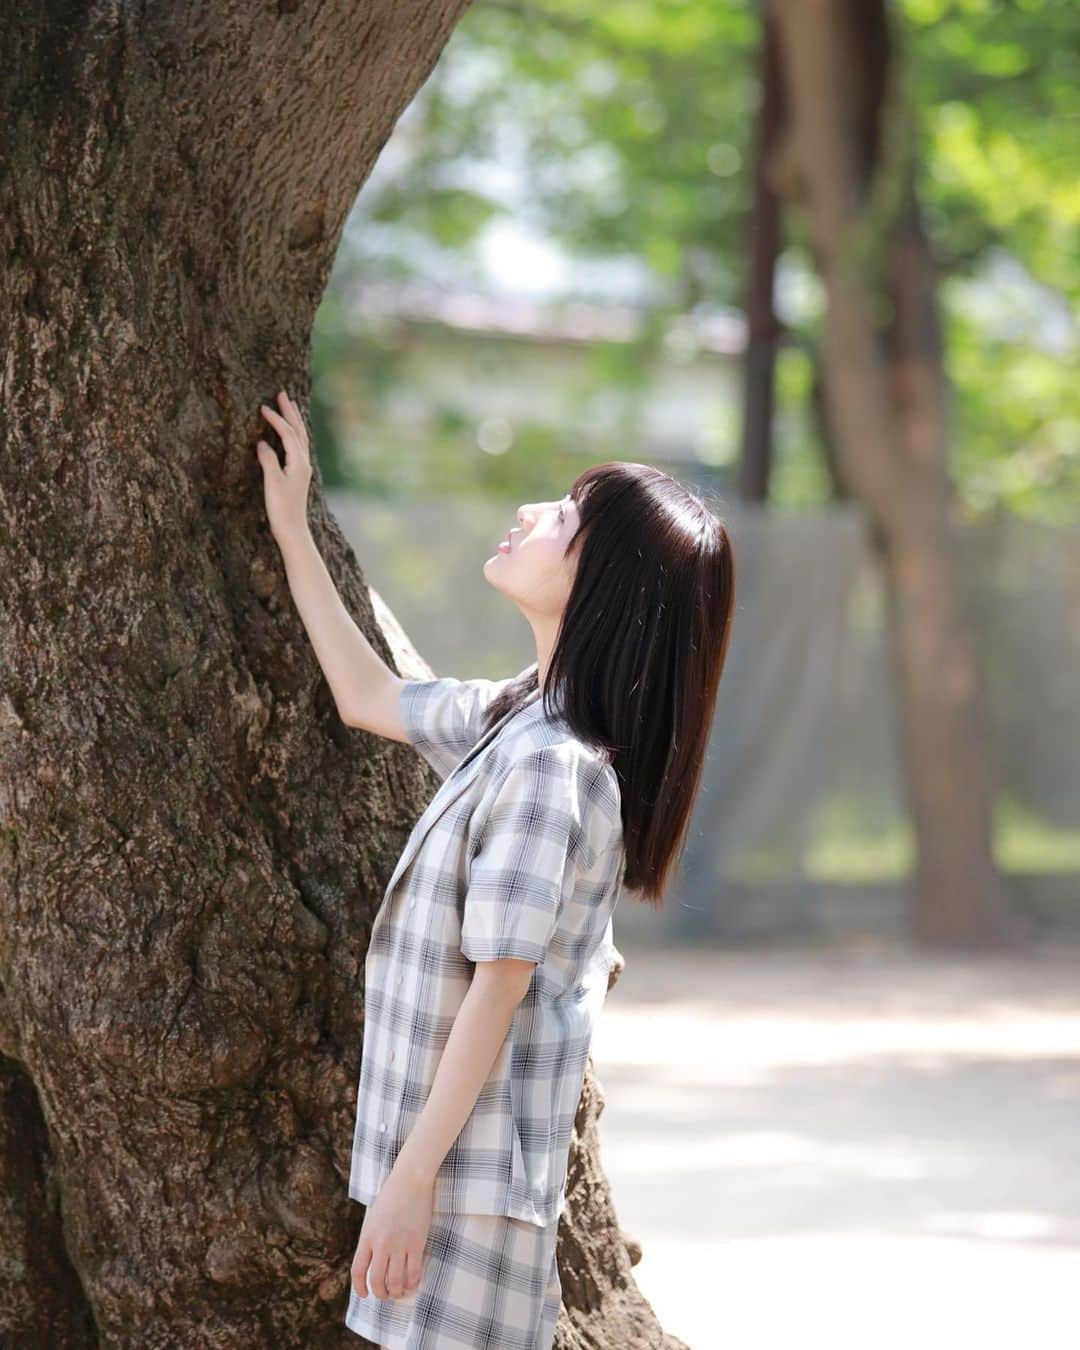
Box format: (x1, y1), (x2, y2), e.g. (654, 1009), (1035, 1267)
(947, 300), (1080, 521)
(321, 0), (1078, 517)
(346, 0), (759, 307)
(904, 0), (1080, 299)
(900, 0), (1080, 516)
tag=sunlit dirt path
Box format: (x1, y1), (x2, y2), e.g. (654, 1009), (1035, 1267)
(591, 936), (1080, 1350)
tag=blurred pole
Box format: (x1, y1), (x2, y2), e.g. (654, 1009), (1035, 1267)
(737, 2), (786, 503)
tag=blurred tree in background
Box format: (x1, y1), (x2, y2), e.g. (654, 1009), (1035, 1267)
(318, 0), (1078, 519)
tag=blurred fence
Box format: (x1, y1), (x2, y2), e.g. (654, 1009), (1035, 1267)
(329, 493), (1080, 943)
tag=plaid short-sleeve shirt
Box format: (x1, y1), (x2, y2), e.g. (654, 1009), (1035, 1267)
(348, 663), (624, 1228)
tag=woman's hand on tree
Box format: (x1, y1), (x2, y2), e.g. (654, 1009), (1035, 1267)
(256, 389), (312, 543)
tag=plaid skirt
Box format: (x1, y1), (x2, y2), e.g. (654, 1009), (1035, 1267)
(344, 1210), (561, 1349)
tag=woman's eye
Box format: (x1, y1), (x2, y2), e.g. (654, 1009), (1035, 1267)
(558, 504), (566, 523)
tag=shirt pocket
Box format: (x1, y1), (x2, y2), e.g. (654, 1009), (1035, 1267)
(509, 1108), (530, 1189)
(505, 1078), (533, 1193)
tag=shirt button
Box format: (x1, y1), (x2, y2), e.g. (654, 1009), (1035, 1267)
(388, 1049), (395, 1063)
(408, 899), (416, 912)
(397, 974), (404, 987)
(378, 1121), (387, 1132)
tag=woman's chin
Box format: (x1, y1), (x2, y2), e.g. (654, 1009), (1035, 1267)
(481, 558), (514, 596)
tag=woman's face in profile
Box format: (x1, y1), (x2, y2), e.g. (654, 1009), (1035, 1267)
(483, 491), (581, 618)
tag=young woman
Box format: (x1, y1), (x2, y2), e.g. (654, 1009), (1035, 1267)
(256, 390), (735, 1349)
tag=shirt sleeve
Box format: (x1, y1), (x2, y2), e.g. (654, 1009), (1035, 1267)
(460, 743), (597, 965)
(397, 671), (518, 781)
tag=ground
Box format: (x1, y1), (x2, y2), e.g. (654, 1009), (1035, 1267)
(592, 934), (1080, 1350)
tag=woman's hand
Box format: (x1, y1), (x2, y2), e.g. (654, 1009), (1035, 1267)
(351, 1165), (434, 1301)
(255, 389), (312, 544)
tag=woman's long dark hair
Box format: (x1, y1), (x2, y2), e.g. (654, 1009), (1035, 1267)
(483, 462), (736, 906)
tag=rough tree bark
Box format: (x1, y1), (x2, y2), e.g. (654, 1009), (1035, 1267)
(770, 0), (1023, 947)
(0, 5), (681, 1345)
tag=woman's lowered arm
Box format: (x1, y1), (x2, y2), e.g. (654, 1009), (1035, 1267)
(393, 960), (534, 1185)
(255, 390), (407, 740)
(353, 960), (534, 1300)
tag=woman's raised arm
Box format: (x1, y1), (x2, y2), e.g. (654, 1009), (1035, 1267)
(255, 389), (408, 741)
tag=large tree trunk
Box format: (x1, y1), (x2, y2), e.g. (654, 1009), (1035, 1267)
(0, 5), (679, 1344)
(770, 0), (1020, 946)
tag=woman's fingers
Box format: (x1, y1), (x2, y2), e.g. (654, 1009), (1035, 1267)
(384, 1248), (408, 1299)
(255, 441), (281, 475)
(351, 1234), (373, 1298)
(260, 396), (312, 469)
(277, 389), (299, 436)
(259, 403), (301, 473)
(276, 389), (311, 453)
(259, 402), (290, 439)
(368, 1244), (392, 1300)
(405, 1246), (424, 1293)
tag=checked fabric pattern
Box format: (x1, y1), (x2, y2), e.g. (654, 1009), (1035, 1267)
(348, 665), (625, 1228)
(344, 1209), (561, 1349)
